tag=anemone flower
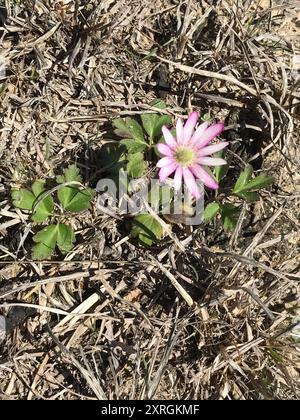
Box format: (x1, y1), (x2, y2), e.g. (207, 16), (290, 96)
(156, 111), (228, 199)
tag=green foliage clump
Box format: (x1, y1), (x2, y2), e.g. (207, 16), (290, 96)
(113, 99), (171, 179)
(204, 163), (273, 231)
(11, 164), (94, 260)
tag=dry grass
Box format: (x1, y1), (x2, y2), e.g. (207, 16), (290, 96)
(0, 0), (299, 400)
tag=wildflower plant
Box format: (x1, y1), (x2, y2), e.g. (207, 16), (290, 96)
(112, 103), (273, 245)
(11, 164), (94, 260)
(11, 102), (273, 256)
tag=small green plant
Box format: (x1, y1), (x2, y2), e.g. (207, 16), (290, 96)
(114, 106), (273, 245)
(84, 99), (172, 248)
(113, 99), (173, 246)
(113, 99), (171, 179)
(204, 164), (273, 231)
(11, 164), (94, 260)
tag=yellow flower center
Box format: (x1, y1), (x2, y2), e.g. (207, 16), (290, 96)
(175, 146), (194, 167)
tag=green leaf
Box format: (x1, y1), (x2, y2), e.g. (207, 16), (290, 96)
(33, 224), (58, 248)
(32, 223), (75, 260)
(56, 164), (82, 184)
(11, 188), (35, 210)
(160, 185), (174, 206)
(98, 144), (126, 175)
(267, 346), (284, 363)
(241, 174), (273, 191)
(58, 186), (94, 212)
(213, 151), (229, 182)
(142, 99), (171, 141)
(12, 179), (54, 222)
(235, 191), (258, 202)
(220, 204), (240, 231)
(56, 224), (76, 253)
(32, 224), (58, 260)
(127, 152), (146, 178)
(141, 114), (159, 139)
(141, 113), (171, 142)
(57, 165), (94, 212)
(31, 180), (54, 222)
(31, 180), (46, 196)
(233, 165), (253, 194)
(233, 165), (273, 200)
(149, 99), (167, 110)
(112, 118), (128, 133)
(113, 117), (144, 143)
(154, 115), (172, 140)
(204, 202), (220, 221)
(120, 138), (147, 153)
(131, 213), (163, 246)
(32, 198), (54, 222)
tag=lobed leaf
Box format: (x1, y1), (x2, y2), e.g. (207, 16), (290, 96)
(131, 213), (163, 247)
(11, 179), (54, 222)
(56, 165), (94, 212)
(242, 174), (273, 191)
(204, 202), (220, 221)
(56, 224), (76, 253)
(201, 113), (213, 122)
(141, 113), (171, 142)
(149, 99), (167, 110)
(32, 223), (75, 260)
(233, 165), (273, 201)
(120, 138), (147, 153)
(32, 224), (58, 259)
(31, 180), (54, 222)
(113, 117), (144, 143)
(56, 164), (82, 184)
(11, 188), (35, 210)
(233, 165), (253, 194)
(220, 204), (240, 231)
(127, 152), (146, 178)
(57, 186), (94, 212)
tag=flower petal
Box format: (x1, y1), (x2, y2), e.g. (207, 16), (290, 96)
(195, 122), (225, 148)
(183, 111), (199, 144)
(190, 164), (219, 190)
(157, 157), (175, 168)
(197, 141), (228, 157)
(183, 168), (201, 199)
(174, 166), (183, 191)
(197, 157), (227, 166)
(159, 162), (178, 182)
(157, 143), (173, 156)
(176, 118), (184, 144)
(190, 121), (209, 145)
(162, 126), (177, 148)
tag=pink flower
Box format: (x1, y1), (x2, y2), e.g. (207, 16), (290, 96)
(156, 111), (228, 199)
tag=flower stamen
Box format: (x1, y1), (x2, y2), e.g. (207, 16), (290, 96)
(175, 146), (194, 167)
